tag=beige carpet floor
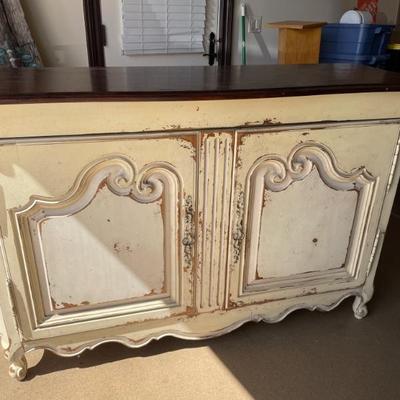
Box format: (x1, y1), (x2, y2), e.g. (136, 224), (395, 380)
(1, 216), (399, 400)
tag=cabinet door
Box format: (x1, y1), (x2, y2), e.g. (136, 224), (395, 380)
(0, 132), (197, 339)
(228, 124), (400, 307)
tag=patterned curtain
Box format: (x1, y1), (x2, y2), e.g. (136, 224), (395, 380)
(0, 0), (41, 67)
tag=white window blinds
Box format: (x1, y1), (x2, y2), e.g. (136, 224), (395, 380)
(122, 0), (207, 55)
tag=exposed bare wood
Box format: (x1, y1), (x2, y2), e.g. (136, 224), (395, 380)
(0, 91), (399, 381)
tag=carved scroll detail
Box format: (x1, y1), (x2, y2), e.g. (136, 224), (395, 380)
(232, 189), (245, 264)
(182, 195), (195, 266)
(250, 141), (375, 193)
(19, 156), (182, 215)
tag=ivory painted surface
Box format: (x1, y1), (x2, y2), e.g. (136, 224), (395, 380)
(0, 94), (399, 380)
(1, 93), (400, 138)
(228, 125), (398, 306)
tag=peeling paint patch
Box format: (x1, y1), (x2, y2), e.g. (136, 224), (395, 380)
(264, 117), (281, 125)
(240, 117), (282, 127)
(96, 180), (108, 195)
(162, 124), (182, 130)
(113, 241), (134, 254)
(180, 134), (197, 148)
(237, 132), (249, 147)
(177, 134), (196, 160)
(60, 302), (78, 309)
(185, 306), (198, 317)
(51, 300), (79, 310)
(144, 288), (157, 297)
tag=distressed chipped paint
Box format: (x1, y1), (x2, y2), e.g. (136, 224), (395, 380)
(0, 93), (399, 138)
(0, 96), (399, 380)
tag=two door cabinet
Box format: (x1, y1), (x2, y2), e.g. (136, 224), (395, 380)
(0, 65), (400, 380)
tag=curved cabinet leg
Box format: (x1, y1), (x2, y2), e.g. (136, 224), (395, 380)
(352, 229), (385, 320)
(353, 294), (368, 320)
(8, 348), (27, 381)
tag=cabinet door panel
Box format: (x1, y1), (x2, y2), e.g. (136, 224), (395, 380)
(0, 133), (196, 338)
(256, 168), (358, 279)
(41, 193), (166, 310)
(228, 124), (400, 306)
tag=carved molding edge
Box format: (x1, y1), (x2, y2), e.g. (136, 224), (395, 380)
(12, 155), (184, 327)
(386, 132), (400, 192)
(234, 141), (377, 293)
(23, 290), (363, 359)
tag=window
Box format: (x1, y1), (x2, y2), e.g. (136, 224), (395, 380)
(121, 0), (207, 54)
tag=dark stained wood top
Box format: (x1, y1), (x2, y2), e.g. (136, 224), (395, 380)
(0, 64), (400, 104)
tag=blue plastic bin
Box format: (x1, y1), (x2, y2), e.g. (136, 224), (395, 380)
(320, 53), (390, 66)
(320, 23), (394, 66)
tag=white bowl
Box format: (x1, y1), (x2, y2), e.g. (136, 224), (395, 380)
(340, 10), (373, 24)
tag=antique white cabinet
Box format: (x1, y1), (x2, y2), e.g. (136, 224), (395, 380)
(0, 65), (400, 380)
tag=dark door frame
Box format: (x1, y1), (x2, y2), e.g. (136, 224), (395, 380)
(83, 0), (105, 67)
(83, 0), (234, 67)
(217, 0), (234, 66)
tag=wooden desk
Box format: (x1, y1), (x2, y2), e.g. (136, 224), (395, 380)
(0, 65), (400, 380)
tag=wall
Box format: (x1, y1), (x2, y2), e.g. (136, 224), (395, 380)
(20, 0), (400, 67)
(376, 0), (400, 23)
(20, 0), (88, 67)
(398, 0), (400, 24)
(231, 0), (400, 65)
(21, 0), (218, 67)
